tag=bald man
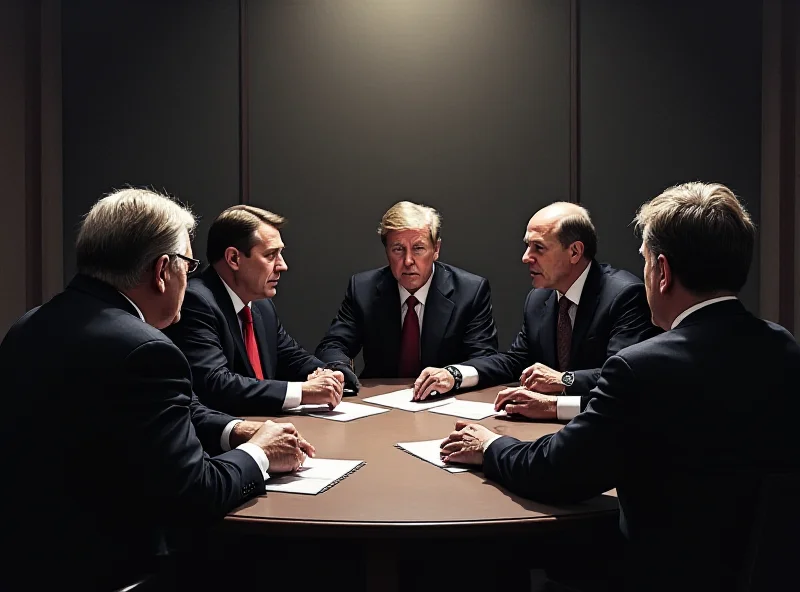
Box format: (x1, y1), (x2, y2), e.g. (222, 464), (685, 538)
(413, 202), (659, 420)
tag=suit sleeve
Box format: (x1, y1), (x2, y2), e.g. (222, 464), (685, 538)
(188, 393), (236, 456)
(462, 291), (534, 386)
(167, 288), (289, 415)
(121, 340), (264, 525)
(483, 354), (638, 504)
(570, 283), (660, 409)
(315, 276), (362, 365)
(272, 302), (325, 381)
(460, 278), (499, 360)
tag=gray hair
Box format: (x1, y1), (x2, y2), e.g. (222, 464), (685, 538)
(378, 201), (442, 246)
(76, 188), (197, 291)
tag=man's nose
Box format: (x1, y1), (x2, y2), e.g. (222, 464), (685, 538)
(522, 248), (533, 264)
(404, 253), (415, 267)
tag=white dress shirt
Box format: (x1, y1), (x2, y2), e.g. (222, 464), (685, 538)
(118, 291), (270, 479)
(219, 277), (303, 410)
(671, 296), (739, 329)
(458, 263), (591, 421)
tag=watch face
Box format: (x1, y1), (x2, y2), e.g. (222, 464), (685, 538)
(562, 372), (575, 386)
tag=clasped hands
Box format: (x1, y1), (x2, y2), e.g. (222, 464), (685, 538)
(301, 368), (346, 409)
(232, 420), (316, 473)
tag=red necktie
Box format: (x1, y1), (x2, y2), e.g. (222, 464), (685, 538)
(556, 296), (573, 372)
(239, 306), (264, 380)
(399, 295), (421, 377)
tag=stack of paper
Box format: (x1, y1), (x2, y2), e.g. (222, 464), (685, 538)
(283, 401), (389, 422)
(363, 388), (454, 412)
(395, 439), (470, 473)
(264, 458), (365, 494)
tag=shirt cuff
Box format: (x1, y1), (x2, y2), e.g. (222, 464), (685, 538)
(482, 433), (503, 452)
(282, 382), (303, 410)
(556, 396), (581, 421)
(220, 419), (242, 452)
(453, 365), (479, 389)
(236, 442), (270, 481)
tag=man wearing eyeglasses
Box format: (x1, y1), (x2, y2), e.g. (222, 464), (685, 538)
(0, 189), (315, 590)
(165, 205), (347, 416)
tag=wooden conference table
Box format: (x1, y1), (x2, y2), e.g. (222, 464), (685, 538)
(220, 380), (619, 591)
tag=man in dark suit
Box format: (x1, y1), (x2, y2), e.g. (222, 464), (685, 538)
(415, 202), (658, 419)
(440, 182), (800, 590)
(165, 205), (347, 416)
(315, 201), (498, 380)
(0, 189), (314, 591)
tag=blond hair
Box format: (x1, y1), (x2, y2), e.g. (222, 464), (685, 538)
(76, 188), (196, 291)
(634, 182), (755, 294)
(378, 201), (441, 246)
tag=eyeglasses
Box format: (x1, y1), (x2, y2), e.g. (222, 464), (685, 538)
(169, 253), (201, 274)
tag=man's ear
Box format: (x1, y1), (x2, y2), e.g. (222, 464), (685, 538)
(224, 246), (241, 271)
(657, 254), (672, 295)
(433, 239), (441, 261)
(569, 241), (585, 263)
(152, 254), (171, 294)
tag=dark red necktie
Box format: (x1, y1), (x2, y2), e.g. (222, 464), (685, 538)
(399, 295), (421, 377)
(556, 296), (573, 372)
(239, 306), (264, 380)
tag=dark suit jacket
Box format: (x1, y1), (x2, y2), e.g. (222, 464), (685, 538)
(465, 260), (659, 409)
(315, 262), (498, 378)
(483, 300), (800, 590)
(0, 275), (264, 591)
(164, 267), (322, 415)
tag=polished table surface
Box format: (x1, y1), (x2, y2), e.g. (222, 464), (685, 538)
(225, 379), (618, 537)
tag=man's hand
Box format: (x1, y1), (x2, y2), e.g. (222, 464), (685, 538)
(247, 420), (316, 473)
(439, 420), (497, 466)
(494, 386), (557, 419)
(520, 362), (565, 393)
(229, 420), (263, 448)
(413, 367), (454, 400)
(301, 372), (344, 408)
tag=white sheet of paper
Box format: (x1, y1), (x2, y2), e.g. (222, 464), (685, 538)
(264, 458), (364, 495)
(363, 388), (454, 412)
(395, 439), (470, 473)
(428, 399), (500, 420)
(283, 401), (390, 422)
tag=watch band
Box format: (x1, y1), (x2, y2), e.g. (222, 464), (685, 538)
(444, 365), (463, 390)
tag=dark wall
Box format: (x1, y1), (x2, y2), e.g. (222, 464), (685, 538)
(62, 0), (241, 278)
(248, 0), (571, 357)
(60, 0), (766, 361)
(580, 0), (762, 311)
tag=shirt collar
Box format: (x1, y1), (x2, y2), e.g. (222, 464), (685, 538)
(218, 272), (249, 314)
(398, 264), (435, 307)
(557, 261), (591, 305)
(118, 292), (146, 322)
(671, 296), (739, 329)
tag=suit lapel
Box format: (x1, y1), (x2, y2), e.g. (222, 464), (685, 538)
(375, 271), (402, 374)
(250, 305), (274, 379)
(420, 264), (455, 368)
(202, 268), (254, 377)
(570, 260), (602, 360)
(539, 291), (559, 370)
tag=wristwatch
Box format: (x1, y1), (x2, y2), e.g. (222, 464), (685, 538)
(560, 371), (575, 388)
(444, 365), (463, 390)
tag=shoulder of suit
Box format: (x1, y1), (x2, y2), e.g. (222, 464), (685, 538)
(183, 277), (219, 309)
(107, 308), (179, 352)
(598, 262), (644, 290)
(436, 262), (488, 287)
